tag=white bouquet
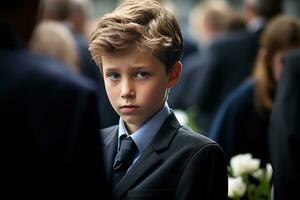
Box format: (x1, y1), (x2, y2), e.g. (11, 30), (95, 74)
(228, 154), (272, 200)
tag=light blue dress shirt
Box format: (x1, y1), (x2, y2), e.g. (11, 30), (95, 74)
(116, 102), (171, 170)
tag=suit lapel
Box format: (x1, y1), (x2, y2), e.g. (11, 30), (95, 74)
(101, 126), (118, 184)
(113, 113), (180, 199)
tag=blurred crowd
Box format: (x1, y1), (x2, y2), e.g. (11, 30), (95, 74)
(1, 0), (300, 199)
(29, 0), (120, 128)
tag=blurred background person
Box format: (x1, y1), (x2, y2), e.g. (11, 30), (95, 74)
(226, 11), (247, 31)
(29, 20), (80, 73)
(65, 0), (99, 80)
(188, 0), (232, 47)
(168, 0), (233, 111)
(209, 15), (300, 164)
(243, 0), (282, 33)
(269, 48), (300, 200)
(41, 0), (70, 21)
(0, 0), (110, 198)
(39, 0), (119, 128)
(66, 0), (91, 37)
(176, 0), (283, 133)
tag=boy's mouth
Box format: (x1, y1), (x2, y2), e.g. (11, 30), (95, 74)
(120, 105), (139, 113)
(120, 104), (138, 108)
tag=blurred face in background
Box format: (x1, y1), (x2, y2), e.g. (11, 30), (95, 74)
(271, 48), (298, 83)
(271, 50), (286, 83)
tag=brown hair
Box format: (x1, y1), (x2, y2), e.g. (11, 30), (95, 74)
(253, 15), (300, 112)
(89, 0), (183, 73)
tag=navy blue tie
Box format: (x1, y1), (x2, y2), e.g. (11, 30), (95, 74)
(113, 136), (138, 187)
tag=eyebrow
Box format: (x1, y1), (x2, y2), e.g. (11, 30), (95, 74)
(130, 66), (153, 70)
(104, 66), (153, 71)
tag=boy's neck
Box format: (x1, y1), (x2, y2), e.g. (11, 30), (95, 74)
(123, 102), (167, 134)
(124, 122), (139, 135)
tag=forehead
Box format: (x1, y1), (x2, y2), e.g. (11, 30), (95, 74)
(101, 48), (165, 70)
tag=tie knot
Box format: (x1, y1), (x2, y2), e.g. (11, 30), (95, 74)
(114, 136), (138, 171)
(120, 137), (137, 153)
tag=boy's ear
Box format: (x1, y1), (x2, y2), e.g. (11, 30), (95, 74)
(167, 61), (182, 88)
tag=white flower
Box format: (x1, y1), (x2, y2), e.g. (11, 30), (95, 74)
(174, 109), (189, 125)
(252, 169), (264, 181)
(230, 153), (261, 176)
(266, 163), (273, 181)
(228, 177), (247, 198)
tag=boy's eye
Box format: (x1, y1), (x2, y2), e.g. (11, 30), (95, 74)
(135, 72), (150, 79)
(107, 73), (120, 80)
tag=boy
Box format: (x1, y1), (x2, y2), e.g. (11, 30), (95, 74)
(89, 0), (227, 199)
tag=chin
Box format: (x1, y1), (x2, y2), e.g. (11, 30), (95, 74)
(122, 116), (144, 125)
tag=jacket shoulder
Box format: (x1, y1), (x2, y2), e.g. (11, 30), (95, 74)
(176, 125), (218, 148)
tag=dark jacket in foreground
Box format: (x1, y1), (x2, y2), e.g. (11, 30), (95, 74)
(0, 25), (110, 198)
(269, 49), (300, 200)
(101, 113), (228, 200)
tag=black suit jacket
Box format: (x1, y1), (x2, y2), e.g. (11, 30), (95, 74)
(269, 49), (300, 200)
(0, 25), (110, 198)
(101, 113), (228, 200)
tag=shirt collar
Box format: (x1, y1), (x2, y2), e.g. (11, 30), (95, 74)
(118, 102), (171, 153)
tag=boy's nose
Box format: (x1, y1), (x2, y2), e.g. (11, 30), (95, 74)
(120, 80), (135, 99)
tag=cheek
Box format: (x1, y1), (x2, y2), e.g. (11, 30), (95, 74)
(139, 82), (167, 105)
(274, 65), (283, 82)
(272, 60), (283, 83)
(104, 81), (119, 103)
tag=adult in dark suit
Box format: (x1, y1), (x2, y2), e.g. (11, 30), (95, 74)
(269, 49), (300, 200)
(168, 0), (231, 110)
(102, 113), (227, 200)
(0, 1), (110, 198)
(189, 30), (261, 131)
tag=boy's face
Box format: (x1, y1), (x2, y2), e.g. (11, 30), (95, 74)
(101, 48), (181, 133)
